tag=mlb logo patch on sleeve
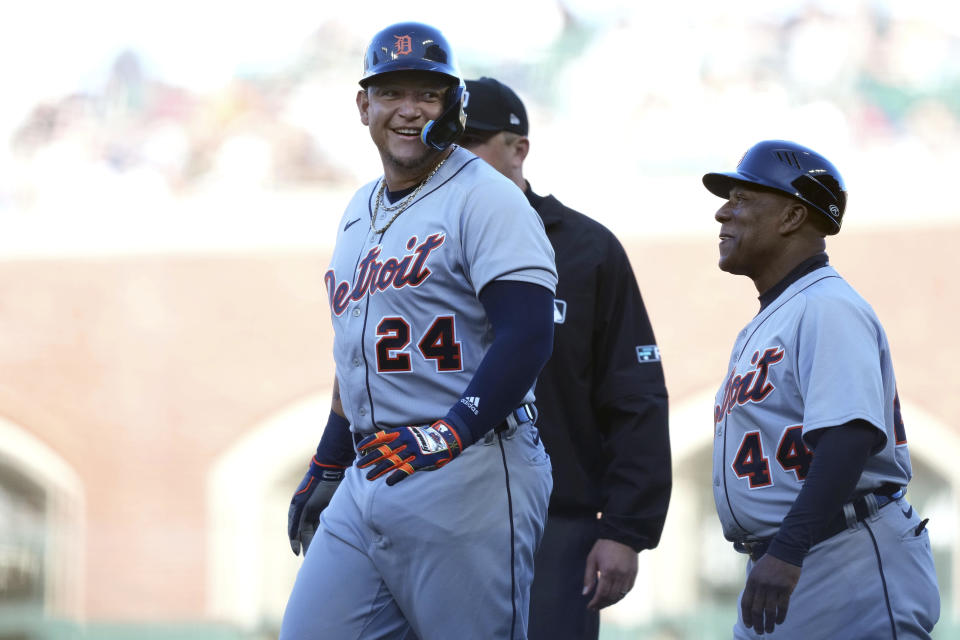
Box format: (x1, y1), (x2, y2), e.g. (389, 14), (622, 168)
(636, 345), (661, 362)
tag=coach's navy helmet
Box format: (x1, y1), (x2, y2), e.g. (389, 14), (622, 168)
(703, 140), (847, 234)
(359, 22), (465, 151)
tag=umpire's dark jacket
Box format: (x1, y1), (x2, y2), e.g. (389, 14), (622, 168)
(527, 186), (671, 552)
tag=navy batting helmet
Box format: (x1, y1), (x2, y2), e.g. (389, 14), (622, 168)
(702, 140), (847, 234)
(359, 22), (465, 151)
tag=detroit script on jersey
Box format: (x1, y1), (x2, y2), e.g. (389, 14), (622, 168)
(325, 233), (445, 316)
(714, 347), (784, 424)
(325, 146), (557, 434)
(712, 266), (913, 541)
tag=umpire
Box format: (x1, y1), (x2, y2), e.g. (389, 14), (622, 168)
(459, 77), (672, 639)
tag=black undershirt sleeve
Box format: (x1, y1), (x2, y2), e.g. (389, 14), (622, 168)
(766, 419), (881, 566)
(314, 410), (355, 467)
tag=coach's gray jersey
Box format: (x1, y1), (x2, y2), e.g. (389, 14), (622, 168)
(325, 146), (557, 434)
(712, 266), (912, 541)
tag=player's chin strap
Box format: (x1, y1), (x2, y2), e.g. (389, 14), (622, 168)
(493, 403), (536, 640)
(421, 85), (467, 151)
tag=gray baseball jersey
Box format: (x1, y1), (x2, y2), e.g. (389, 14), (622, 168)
(282, 145), (557, 639)
(325, 145), (557, 434)
(715, 265), (939, 637)
(713, 266), (912, 540)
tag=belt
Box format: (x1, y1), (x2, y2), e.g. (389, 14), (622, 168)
(482, 403), (536, 444)
(352, 403), (537, 446)
(735, 486), (905, 562)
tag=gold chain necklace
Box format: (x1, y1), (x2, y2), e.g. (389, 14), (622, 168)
(370, 153), (450, 235)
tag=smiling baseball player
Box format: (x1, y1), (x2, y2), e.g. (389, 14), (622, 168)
(704, 140), (940, 638)
(281, 22), (557, 640)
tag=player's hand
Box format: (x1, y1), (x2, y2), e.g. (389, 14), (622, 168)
(582, 538), (638, 611)
(740, 552), (802, 634)
(356, 420), (465, 486)
(287, 458), (346, 556)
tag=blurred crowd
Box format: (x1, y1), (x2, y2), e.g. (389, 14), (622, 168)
(3, 2), (959, 214)
(7, 22), (357, 207)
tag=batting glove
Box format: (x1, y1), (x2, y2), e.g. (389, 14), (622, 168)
(287, 457), (345, 556)
(356, 420), (467, 486)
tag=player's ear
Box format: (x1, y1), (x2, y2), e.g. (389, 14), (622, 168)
(357, 89), (370, 125)
(513, 136), (530, 165)
(778, 200), (808, 235)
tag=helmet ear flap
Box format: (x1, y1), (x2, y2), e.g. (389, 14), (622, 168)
(422, 84), (466, 151)
(790, 174), (844, 233)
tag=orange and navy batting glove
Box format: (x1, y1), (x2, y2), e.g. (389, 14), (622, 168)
(356, 419), (468, 486)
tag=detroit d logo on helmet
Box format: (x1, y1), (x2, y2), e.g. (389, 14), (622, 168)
(393, 35), (412, 56)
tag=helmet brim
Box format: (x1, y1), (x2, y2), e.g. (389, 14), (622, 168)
(359, 60), (460, 88)
(704, 168), (801, 199)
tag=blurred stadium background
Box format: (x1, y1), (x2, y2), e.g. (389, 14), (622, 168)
(1, 1), (958, 638)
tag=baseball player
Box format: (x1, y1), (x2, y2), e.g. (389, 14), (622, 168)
(281, 22), (557, 640)
(458, 77), (671, 640)
(704, 140), (940, 638)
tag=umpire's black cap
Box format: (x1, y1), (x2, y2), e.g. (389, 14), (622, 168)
(463, 77), (529, 136)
